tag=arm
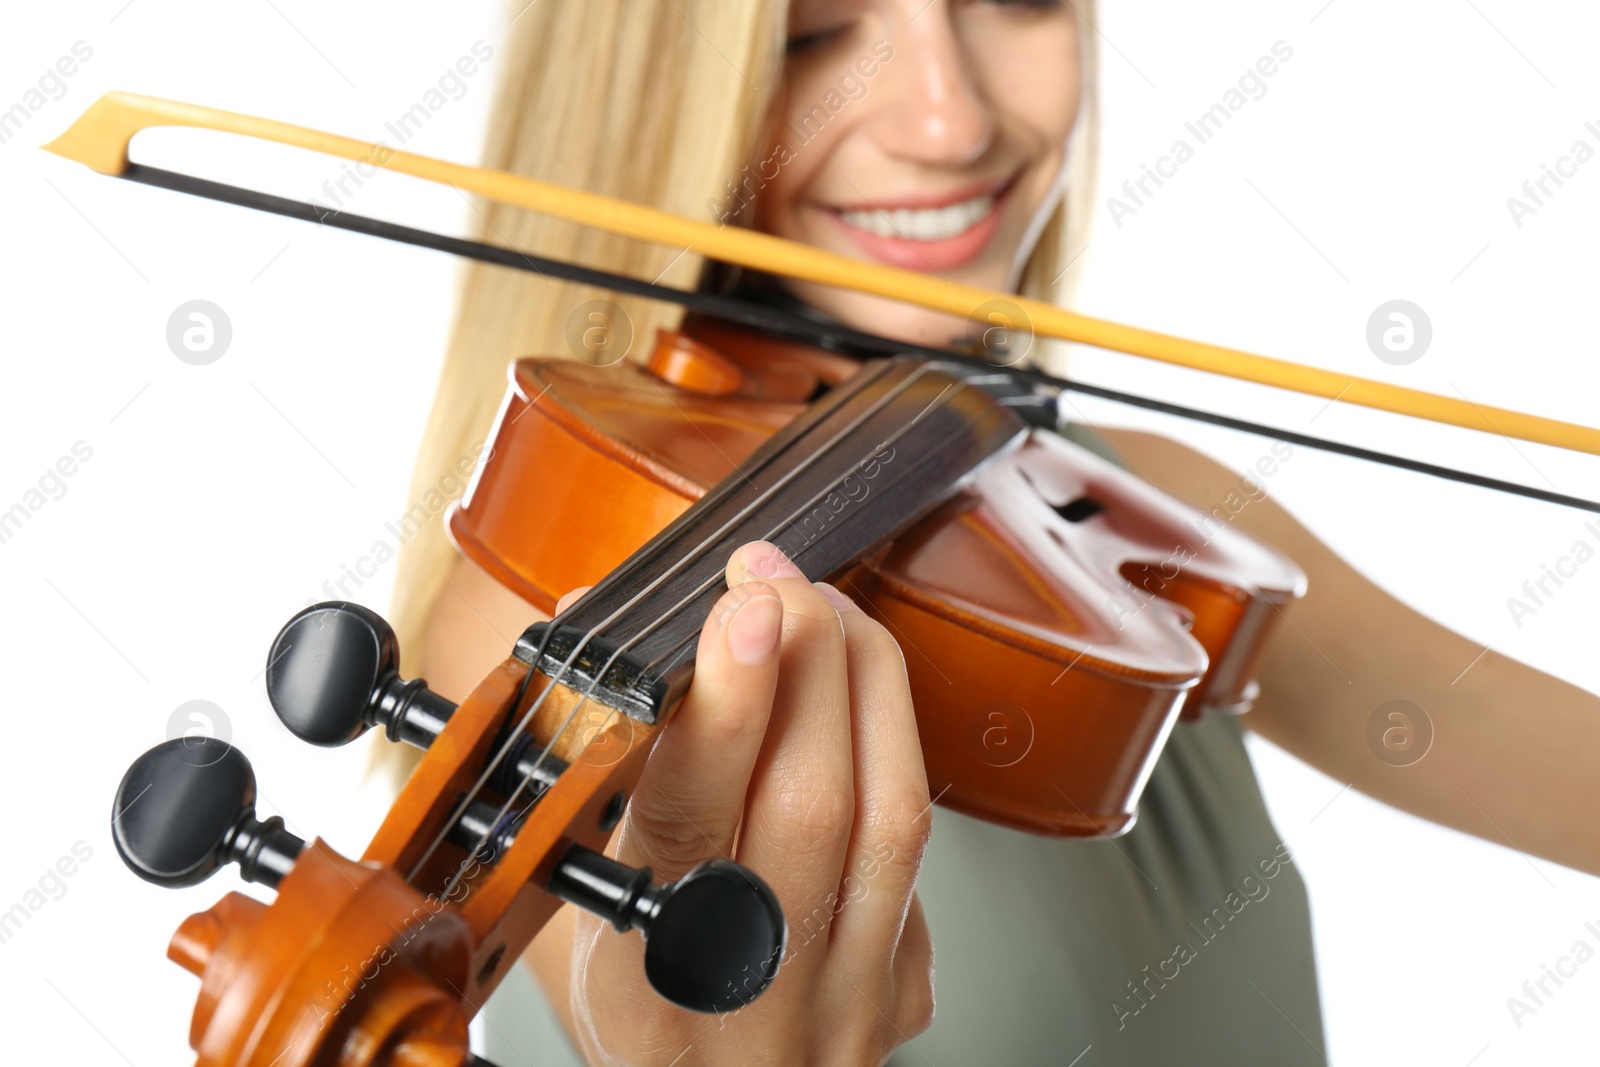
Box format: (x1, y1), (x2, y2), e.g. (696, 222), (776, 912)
(1099, 427), (1600, 876)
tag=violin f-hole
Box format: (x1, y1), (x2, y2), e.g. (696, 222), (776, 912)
(1055, 497), (1106, 523)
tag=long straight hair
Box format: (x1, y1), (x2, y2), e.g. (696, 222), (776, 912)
(389, 0), (1099, 675)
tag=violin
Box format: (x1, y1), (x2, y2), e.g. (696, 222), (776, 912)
(51, 93), (1600, 1066)
(451, 315), (1306, 836)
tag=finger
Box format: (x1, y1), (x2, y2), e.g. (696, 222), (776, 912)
(816, 896), (934, 1065)
(553, 585), (593, 615)
(888, 895), (935, 1040)
(724, 545), (859, 972)
(613, 579), (785, 881)
(813, 582), (932, 959)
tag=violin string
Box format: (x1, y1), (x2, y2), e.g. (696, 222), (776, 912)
(414, 363), (947, 890)
(119, 164), (1599, 514)
(445, 377), (980, 897)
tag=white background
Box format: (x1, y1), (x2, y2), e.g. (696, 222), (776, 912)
(1, 2), (1596, 1065)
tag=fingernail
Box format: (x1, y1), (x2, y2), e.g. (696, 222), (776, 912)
(724, 584), (782, 664)
(741, 542), (803, 582)
(815, 582), (858, 613)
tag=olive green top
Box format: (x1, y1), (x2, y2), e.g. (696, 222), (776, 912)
(477, 715), (1324, 1066)
(888, 712), (1325, 1065)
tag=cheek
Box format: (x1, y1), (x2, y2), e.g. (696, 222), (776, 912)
(755, 100), (850, 235)
(755, 138), (816, 236)
(981, 29), (1082, 148)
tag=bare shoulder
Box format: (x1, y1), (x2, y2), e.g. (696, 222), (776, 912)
(420, 555), (549, 703)
(1091, 426), (1237, 500)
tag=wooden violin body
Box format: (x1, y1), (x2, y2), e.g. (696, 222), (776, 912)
(451, 321), (1306, 837)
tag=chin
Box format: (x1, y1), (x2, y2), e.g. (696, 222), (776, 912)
(803, 285), (975, 349)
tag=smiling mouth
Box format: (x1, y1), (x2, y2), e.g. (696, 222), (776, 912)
(837, 189), (999, 242)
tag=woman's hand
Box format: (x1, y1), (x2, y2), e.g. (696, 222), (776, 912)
(562, 541), (935, 1066)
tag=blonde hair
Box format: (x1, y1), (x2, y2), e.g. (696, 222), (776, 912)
(390, 0), (1099, 675)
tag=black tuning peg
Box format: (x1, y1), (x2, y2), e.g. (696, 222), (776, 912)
(548, 844), (786, 1013)
(111, 737), (305, 889)
(265, 601), (457, 749)
(266, 602), (566, 795)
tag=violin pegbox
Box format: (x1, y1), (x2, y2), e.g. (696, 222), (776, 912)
(265, 603), (784, 1010)
(109, 601), (788, 1065)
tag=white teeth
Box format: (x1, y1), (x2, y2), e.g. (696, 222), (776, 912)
(838, 193), (995, 241)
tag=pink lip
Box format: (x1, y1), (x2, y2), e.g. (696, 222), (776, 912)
(827, 178), (1014, 273)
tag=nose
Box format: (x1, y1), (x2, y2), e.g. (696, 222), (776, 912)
(870, 3), (996, 167)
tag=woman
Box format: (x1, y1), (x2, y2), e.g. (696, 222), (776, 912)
(390, 2), (1600, 1063)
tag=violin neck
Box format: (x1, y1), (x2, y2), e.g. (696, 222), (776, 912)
(514, 357), (1030, 726)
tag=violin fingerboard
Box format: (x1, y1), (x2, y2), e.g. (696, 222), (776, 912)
(514, 358), (1028, 724)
